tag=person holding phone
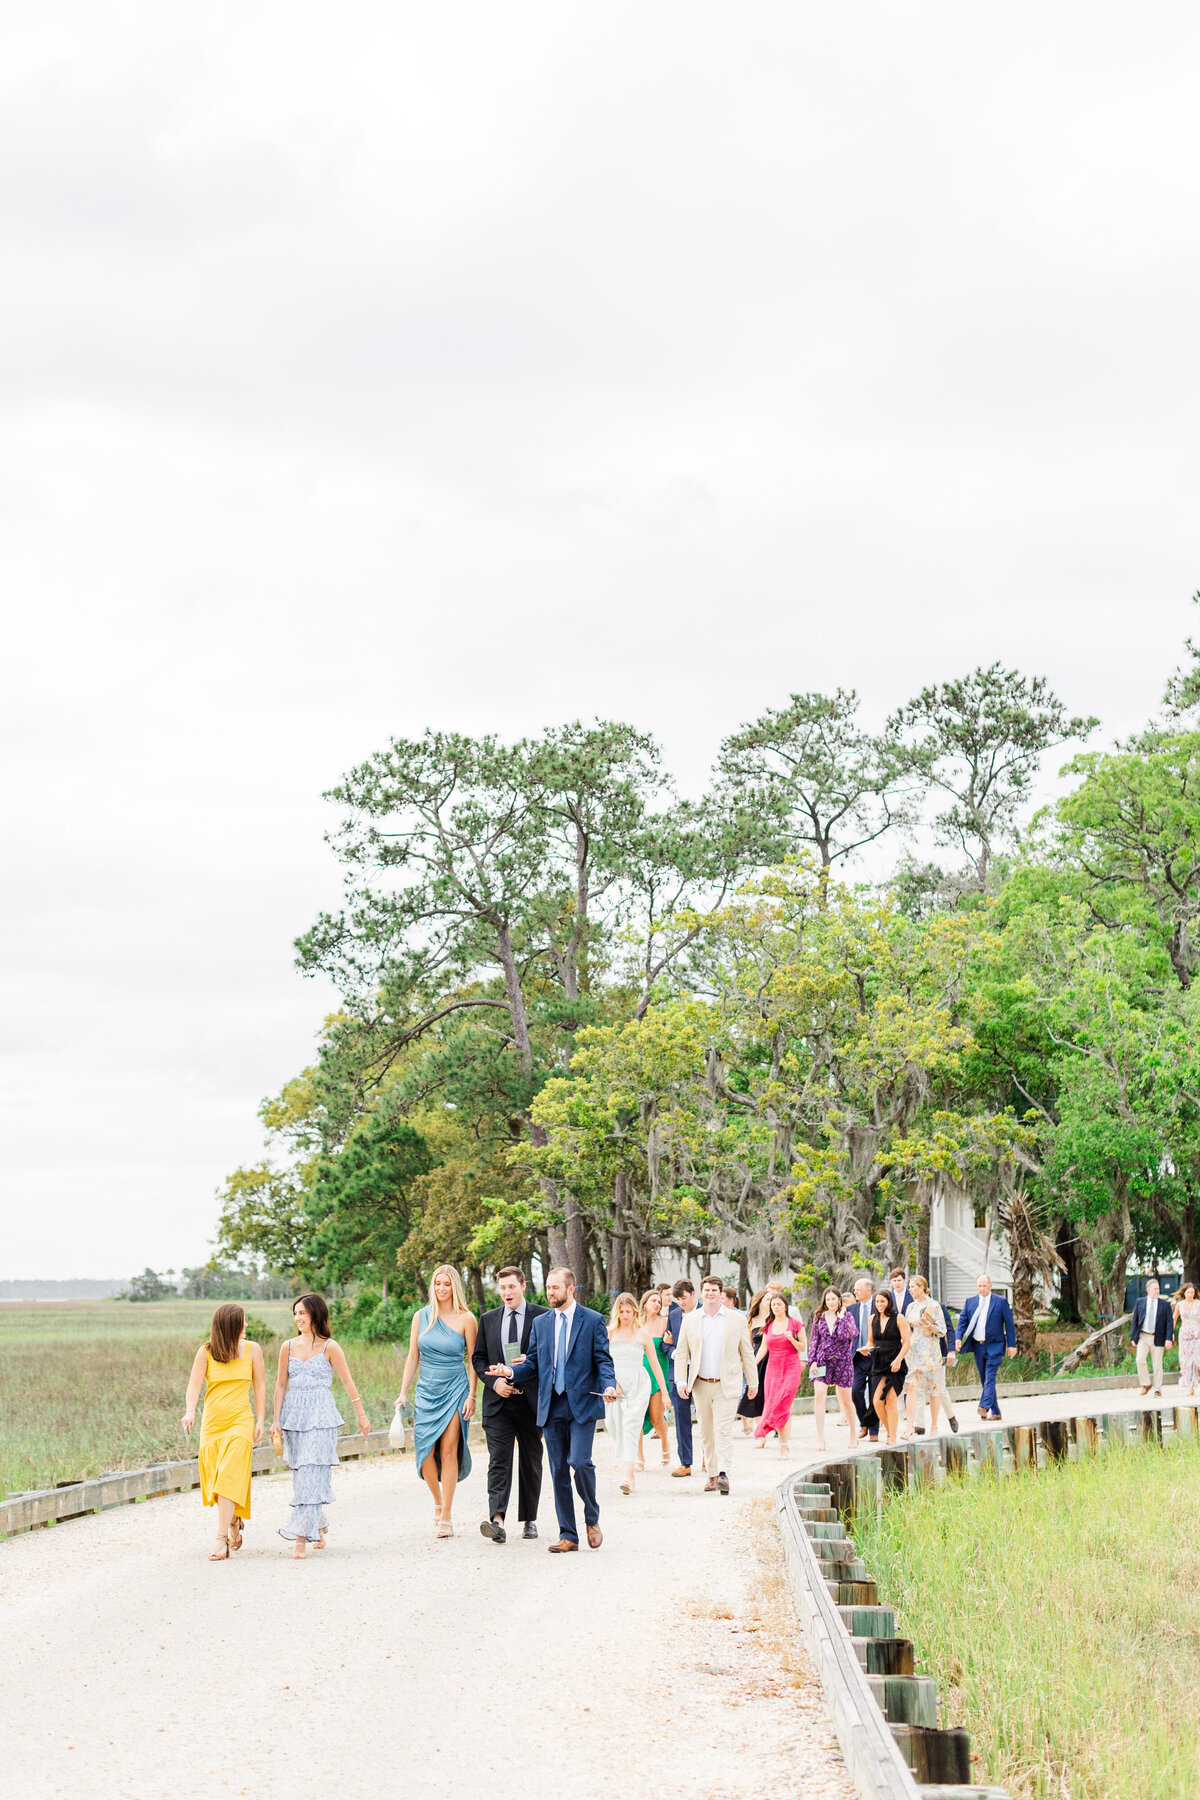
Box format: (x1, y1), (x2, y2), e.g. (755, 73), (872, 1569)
(472, 1265), (546, 1544)
(807, 1288), (859, 1451)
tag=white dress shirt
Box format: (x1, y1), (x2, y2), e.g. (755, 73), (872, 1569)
(698, 1306), (726, 1379)
(972, 1293), (992, 1342)
(501, 1300), (526, 1351)
(553, 1300), (577, 1370)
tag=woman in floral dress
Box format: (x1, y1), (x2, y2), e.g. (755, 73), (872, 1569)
(1174, 1282), (1200, 1396)
(807, 1287), (859, 1451)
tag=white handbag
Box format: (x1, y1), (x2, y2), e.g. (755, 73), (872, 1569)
(389, 1402), (407, 1451)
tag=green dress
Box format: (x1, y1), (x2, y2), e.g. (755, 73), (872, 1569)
(642, 1331), (672, 1434)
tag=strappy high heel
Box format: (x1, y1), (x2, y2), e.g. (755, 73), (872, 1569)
(209, 1534), (230, 1561)
(229, 1519), (243, 1551)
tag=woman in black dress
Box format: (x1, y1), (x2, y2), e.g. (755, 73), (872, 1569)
(867, 1289), (911, 1445)
(738, 1289), (772, 1436)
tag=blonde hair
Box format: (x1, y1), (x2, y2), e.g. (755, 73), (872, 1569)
(608, 1291), (641, 1331)
(421, 1264), (470, 1333)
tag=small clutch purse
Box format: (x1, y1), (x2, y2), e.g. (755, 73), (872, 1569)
(389, 1402), (407, 1451)
(270, 1426), (283, 1458)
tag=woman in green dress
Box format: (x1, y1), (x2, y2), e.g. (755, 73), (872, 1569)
(638, 1288), (673, 1467)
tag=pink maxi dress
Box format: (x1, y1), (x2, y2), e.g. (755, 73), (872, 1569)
(755, 1322), (806, 1438)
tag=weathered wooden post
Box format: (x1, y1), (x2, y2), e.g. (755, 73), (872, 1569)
(878, 1445), (912, 1495)
(1139, 1408), (1163, 1446)
(1013, 1425), (1038, 1471)
(1173, 1403), (1199, 1439)
(1075, 1415), (1099, 1455)
(1039, 1419), (1069, 1464)
(912, 1440), (941, 1488)
(976, 1431), (1005, 1477)
(892, 1724), (973, 1783)
(943, 1436), (969, 1480)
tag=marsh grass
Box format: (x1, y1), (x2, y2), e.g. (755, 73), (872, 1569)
(0, 1301), (407, 1494)
(854, 1441), (1200, 1800)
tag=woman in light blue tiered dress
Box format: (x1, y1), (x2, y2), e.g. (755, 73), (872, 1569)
(397, 1264), (477, 1538)
(272, 1293), (371, 1560)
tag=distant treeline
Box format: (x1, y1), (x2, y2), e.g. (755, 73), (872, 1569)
(0, 1279), (126, 1299)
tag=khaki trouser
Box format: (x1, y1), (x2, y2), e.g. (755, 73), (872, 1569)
(910, 1360), (958, 1432)
(1136, 1332), (1165, 1392)
(692, 1379), (737, 1475)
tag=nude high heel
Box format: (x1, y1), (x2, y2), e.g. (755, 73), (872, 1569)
(209, 1534), (230, 1561)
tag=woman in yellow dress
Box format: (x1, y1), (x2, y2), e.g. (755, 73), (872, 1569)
(182, 1303), (266, 1560)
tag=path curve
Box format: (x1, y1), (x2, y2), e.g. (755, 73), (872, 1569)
(0, 1380), (1169, 1800)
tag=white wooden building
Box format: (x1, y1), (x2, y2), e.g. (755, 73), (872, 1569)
(929, 1190), (1012, 1310)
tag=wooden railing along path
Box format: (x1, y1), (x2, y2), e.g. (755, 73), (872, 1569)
(774, 1397), (1199, 1800)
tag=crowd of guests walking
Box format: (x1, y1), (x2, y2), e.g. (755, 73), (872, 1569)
(181, 1263), (1198, 1561)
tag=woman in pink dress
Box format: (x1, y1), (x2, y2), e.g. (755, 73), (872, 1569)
(754, 1293), (807, 1458)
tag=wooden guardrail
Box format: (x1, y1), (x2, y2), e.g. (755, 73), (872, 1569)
(775, 1398), (1198, 1800)
(0, 1426), (404, 1539)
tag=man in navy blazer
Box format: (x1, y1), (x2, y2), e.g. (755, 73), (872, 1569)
(848, 1277), (880, 1441)
(1130, 1278), (1174, 1395)
(487, 1266), (617, 1553)
(955, 1275), (1017, 1420)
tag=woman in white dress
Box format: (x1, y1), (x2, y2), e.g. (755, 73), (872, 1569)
(606, 1293), (667, 1495)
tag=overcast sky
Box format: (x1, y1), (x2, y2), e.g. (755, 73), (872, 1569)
(3, 2), (1198, 1278)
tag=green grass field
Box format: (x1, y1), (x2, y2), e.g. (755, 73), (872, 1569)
(854, 1440), (1200, 1800)
(0, 1301), (407, 1495)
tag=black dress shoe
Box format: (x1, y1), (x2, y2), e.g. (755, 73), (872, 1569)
(523, 1521), (537, 1539)
(949, 1415), (959, 1434)
(480, 1518), (506, 1544)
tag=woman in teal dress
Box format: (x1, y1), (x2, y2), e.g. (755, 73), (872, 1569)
(397, 1265), (477, 1538)
(638, 1288), (673, 1467)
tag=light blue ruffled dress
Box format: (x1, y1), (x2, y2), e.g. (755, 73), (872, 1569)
(412, 1311), (472, 1482)
(279, 1345), (343, 1542)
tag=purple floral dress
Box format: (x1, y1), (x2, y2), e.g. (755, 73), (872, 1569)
(807, 1311), (858, 1388)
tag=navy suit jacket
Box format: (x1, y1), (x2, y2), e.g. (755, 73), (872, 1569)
(849, 1300), (875, 1358)
(1130, 1296), (1174, 1347)
(506, 1304), (617, 1427)
(956, 1293), (1016, 1353)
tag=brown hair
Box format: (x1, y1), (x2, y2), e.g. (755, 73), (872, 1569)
(293, 1293), (332, 1339)
(722, 1287), (740, 1307)
(206, 1303), (246, 1364)
(671, 1278), (694, 1298)
(495, 1266), (526, 1284)
(700, 1275), (723, 1292)
(890, 1268), (906, 1282)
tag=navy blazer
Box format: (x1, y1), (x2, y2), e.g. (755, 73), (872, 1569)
(955, 1293), (1016, 1352)
(849, 1300), (875, 1357)
(504, 1304), (617, 1427)
(1130, 1296), (1174, 1347)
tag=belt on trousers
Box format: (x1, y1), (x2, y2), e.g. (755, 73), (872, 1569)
(696, 1377), (721, 1382)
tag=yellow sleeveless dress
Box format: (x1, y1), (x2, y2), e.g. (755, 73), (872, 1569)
(198, 1350), (254, 1519)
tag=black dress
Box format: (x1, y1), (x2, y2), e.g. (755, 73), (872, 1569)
(869, 1314), (907, 1402)
(737, 1328), (766, 1419)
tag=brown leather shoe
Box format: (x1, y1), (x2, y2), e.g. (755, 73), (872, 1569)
(671, 1465), (692, 1478)
(586, 1524), (603, 1549)
(1140, 1385), (1151, 1396)
(716, 1472), (730, 1494)
(704, 1476), (719, 1491)
(547, 1538), (579, 1553)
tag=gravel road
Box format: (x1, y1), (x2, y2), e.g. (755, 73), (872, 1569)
(0, 1379), (1172, 1800)
(0, 1427), (855, 1800)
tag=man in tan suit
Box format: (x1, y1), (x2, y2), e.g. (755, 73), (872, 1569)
(674, 1275), (759, 1492)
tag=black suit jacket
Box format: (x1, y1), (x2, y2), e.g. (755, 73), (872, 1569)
(473, 1303), (547, 1420)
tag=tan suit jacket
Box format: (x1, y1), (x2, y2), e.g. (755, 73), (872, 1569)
(675, 1307), (759, 1400)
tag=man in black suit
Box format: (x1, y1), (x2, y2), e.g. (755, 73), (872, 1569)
(472, 1264), (546, 1544)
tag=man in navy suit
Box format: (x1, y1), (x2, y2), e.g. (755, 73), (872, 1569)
(487, 1266), (617, 1554)
(848, 1277), (879, 1441)
(955, 1275), (1017, 1420)
(662, 1278), (698, 1475)
(889, 1269), (914, 1319)
(1130, 1278), (1174, 1396)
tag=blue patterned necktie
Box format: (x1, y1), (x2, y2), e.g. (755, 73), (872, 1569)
(554, 1313), (567, 1393)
